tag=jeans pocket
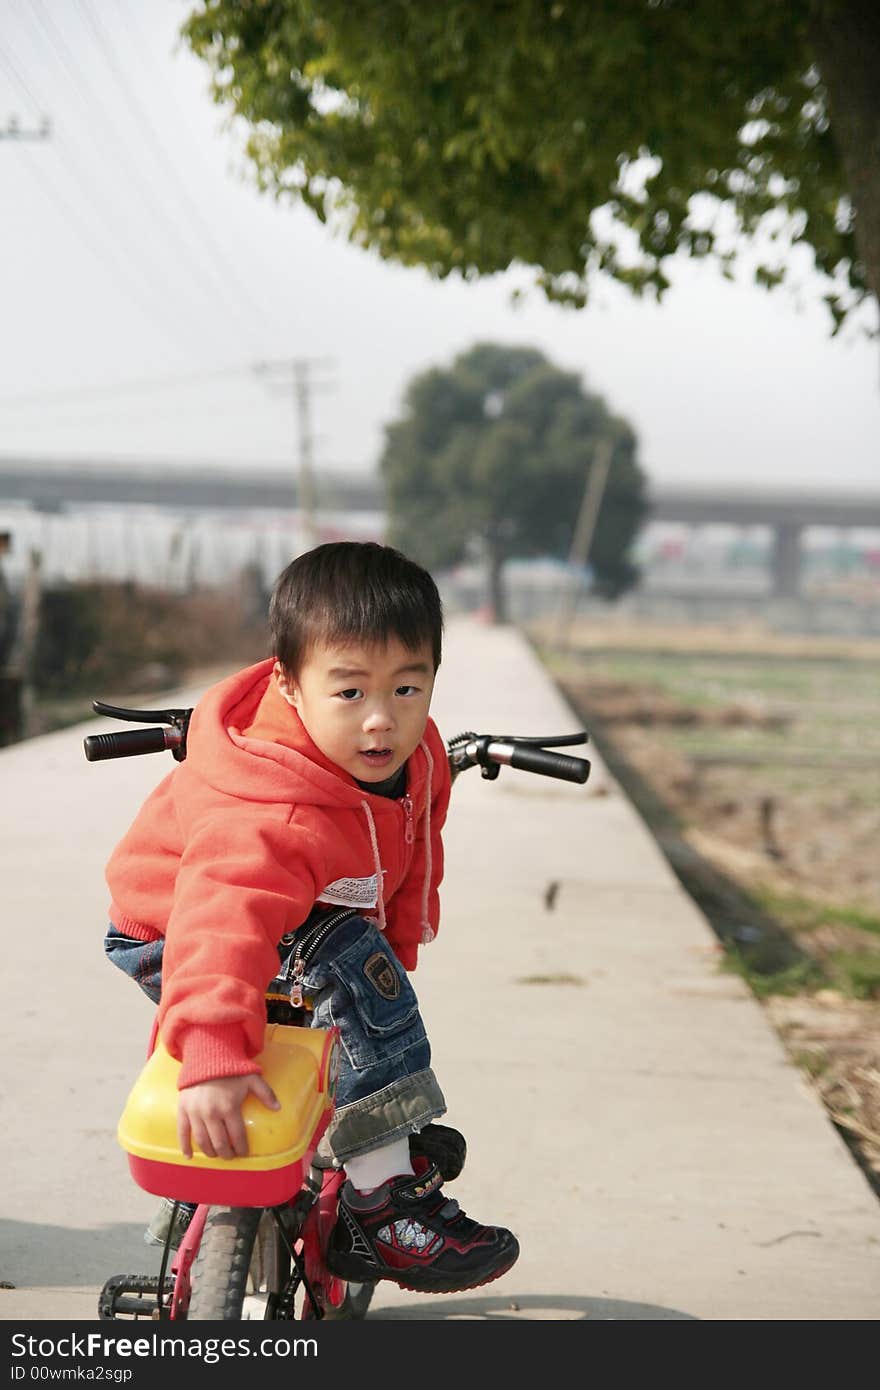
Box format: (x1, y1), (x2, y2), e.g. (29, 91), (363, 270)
(304, 922), (427, 1075)
(328, 930), (421, 1039)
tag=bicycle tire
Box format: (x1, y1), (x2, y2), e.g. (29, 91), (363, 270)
(186, 1206), (374, 1321)
(187, 1207), (286, 1320)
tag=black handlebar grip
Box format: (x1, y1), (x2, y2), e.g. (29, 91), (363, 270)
(503, 743), (591, 784)
(83, 728), (172, 761)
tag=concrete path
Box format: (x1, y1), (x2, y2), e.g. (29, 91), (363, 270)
(1, 619), (878, 1322)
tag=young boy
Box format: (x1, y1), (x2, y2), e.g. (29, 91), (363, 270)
(103, 541), (519, 1295)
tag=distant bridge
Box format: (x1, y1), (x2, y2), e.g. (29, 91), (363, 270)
(1, 458), (878, 597)
(0, 457), (380, 514)
(645, 483), (880, 530)
(646, 484), (880, 597)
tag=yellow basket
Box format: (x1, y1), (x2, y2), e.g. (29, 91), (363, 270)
(117, 1024), (340, 1207)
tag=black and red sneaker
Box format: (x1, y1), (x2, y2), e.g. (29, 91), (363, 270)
(327, 1159), (519, 1294)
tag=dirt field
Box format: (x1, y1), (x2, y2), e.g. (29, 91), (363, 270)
(532, 616), (880, 1200)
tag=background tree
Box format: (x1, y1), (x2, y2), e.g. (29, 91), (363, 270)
(183, 1), (878, 334)
(379, 343), (646, 621)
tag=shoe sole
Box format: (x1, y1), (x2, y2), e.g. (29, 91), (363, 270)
(328, 1238), (519, 1296)
(392, 1249), (519, 1295)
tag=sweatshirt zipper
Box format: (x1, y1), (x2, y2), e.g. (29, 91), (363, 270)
(401, 794), (415, 845)
(286, 907), (359, 1008)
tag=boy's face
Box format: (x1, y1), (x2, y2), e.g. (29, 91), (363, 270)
(276, 636), (436, 784)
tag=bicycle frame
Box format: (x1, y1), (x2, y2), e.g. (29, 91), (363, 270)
(164, 1158), (348, 1320)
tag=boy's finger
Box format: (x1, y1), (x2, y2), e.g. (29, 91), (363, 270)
(206, 1119), (233, 1160)
(250, 1076), (280, 1110)
(177, 1110), (193, 1160)
(193, 1118), (219, 1160)
(227, 1111), (250, 1158)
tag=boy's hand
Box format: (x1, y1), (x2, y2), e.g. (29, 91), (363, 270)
(177, 1075), (280, 1160)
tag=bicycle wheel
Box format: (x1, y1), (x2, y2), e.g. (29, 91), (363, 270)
(187, 1207), (290, 1320)
(186, 1206), (374, 1321)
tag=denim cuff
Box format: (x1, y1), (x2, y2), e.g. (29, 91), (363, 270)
(324, 1067), (446, 1163)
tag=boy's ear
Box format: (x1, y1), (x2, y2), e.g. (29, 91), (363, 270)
(274, 661), (299, 708)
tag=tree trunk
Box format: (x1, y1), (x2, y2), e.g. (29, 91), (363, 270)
(810, 0), (880, 304)
(485, 541), (508, 625)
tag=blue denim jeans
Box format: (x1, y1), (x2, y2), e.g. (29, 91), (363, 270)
(104, 915), (445, 1163)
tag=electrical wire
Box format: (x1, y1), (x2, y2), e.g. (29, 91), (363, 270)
(13, 4), (226, 340)
(0, 36), (47, 117)
(1, 5), (323, 465)
(103, 0), (279, 329)
(0, 364), (263, 408)
(0, 398), (291, 429)
(8, 142), (206, 356)
(25, 0), (259, 343)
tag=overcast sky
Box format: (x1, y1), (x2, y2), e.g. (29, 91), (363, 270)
(1, 1), (878, 495)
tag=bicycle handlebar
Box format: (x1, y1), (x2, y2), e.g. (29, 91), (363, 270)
(84, 702), (191, 763)
(492, 740), (590, 784)
(84, 727), (184, 761)
(447, 732), (589, 785)
(83, 705), (591, 785)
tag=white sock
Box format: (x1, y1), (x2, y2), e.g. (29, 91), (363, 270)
(345, 1137), (414, 1193)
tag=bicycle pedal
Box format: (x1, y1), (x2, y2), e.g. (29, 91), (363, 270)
(98, 1273), (175, 1320)
(410, 1123), (467, 1182)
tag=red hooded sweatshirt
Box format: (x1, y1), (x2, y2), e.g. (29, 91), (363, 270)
(105, 658), (451, 1089)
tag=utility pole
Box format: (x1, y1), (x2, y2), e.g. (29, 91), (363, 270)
(254, 358), (336, 549)
(554, 436), (614, 651)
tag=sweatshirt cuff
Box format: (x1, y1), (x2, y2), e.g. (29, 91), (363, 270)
(176, 1023), (262, 1090)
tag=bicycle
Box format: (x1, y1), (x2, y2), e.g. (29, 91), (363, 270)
(85, 698), (590, 1321)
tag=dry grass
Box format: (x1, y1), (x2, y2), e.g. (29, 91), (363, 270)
(531, 613), (880, 662)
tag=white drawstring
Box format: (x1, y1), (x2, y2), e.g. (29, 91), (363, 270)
(419, 740), (435, 944)
(360, 798), (387, 932)
(359, 739), (435, 945)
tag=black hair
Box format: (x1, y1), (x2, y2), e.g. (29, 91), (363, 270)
(269, 541), (443, 676)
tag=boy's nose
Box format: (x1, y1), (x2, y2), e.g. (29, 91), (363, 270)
(363, 703), (394, 733)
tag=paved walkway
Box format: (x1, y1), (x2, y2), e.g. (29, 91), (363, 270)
(1, 619), (878, 1321)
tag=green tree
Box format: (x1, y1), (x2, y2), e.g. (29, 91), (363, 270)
(379, 343), (646, 621)
(183, 1), (878, 333)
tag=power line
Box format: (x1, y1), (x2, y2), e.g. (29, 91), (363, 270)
(15, 1), (223, 334)
(107, 0), (278, 329)
(0, 363), (262, 408)
(0, 39), (47, 117)
(0, 400), (276, 428)
(0, 397), (294, 432)
(1, 8), (316, 465)
(1, 29), (188, 343)
(0, 40), (51, 137)
(9, 143), (203, 356)
(25, 0), (259, 342)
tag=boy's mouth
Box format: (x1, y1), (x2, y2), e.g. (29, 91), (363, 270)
(360, 747), (394, 768)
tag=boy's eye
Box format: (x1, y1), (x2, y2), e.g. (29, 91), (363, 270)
(337, 688), (363, 701)
(396, 685), (419, 697)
